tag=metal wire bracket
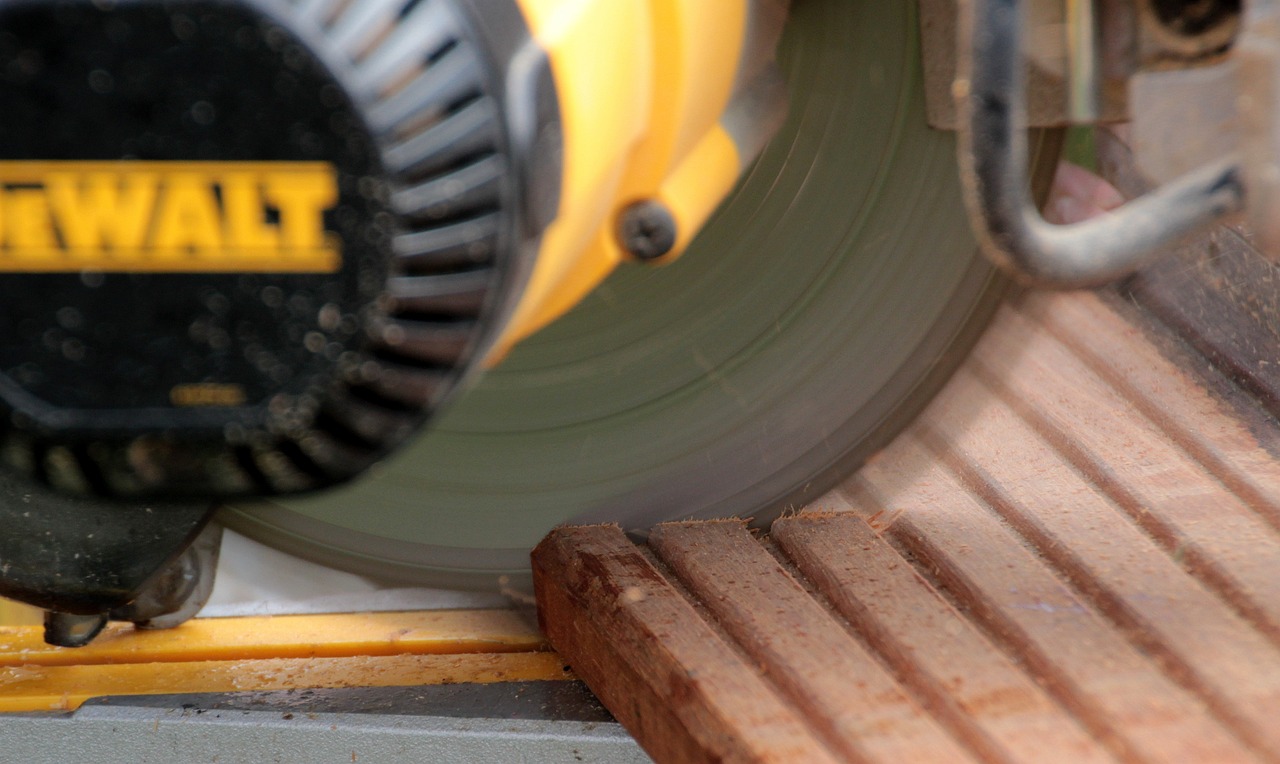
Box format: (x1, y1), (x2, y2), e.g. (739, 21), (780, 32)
(956, 0), (1246, 287)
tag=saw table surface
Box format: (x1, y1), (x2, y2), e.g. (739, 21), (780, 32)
(534, 281), (1280, 763)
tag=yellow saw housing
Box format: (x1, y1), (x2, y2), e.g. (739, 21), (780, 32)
(490, 0), (787, 359)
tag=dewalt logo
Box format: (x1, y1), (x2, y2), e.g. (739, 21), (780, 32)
(0, 161), (341, 273)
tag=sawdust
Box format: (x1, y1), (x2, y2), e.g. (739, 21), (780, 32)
(0, 664), (44, 685)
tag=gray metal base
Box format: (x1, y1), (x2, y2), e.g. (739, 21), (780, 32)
(0, 683), (649, 764)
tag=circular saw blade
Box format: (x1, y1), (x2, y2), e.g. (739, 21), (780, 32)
(221, 0), (1060, 588)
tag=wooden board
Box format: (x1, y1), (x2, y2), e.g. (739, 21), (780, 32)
(534, 287), (1280, 764)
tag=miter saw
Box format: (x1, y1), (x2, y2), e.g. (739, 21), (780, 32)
(0, 0), (1261, 652)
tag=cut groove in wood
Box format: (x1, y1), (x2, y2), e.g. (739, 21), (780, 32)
(771, 513), (1112, 764)
(848, 436), (1258, 763)
(1022, 290), (1280, 537)
(649, 521), (974, 764)
(917, 366), (1280, 759)
(970, 303), (1280, 645)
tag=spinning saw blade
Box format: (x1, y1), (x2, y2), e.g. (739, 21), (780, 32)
(221, 0), (1061, 588)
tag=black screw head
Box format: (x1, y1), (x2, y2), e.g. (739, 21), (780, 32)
(617, 200), (678, 261)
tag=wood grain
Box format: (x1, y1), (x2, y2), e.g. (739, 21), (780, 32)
(1128, 227), (1280, 418)
(919, 363), (1280, 758)
(1022, 291), (1280, 535)
(649, 521), (973, 764)
(771, 513), (1111, 764)
(972, 301), (1280, 645)
(849, 434), (1256, 763)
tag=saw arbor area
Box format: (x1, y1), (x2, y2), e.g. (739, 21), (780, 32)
(536, 284), (1280, 763)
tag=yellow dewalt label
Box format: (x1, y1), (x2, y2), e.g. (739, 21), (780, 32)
(169, 383), (248, 407)
(0, 161), (341, 273)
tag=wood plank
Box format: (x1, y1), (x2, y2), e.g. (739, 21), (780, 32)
(648, 521), (975, 764)
(970, 303), (1280, 644)
(532, 525), (842, 764)
(848, 434), (1257, 763)
(1127, 226), (1280, 418)
(1021, 290), (1280, 535)
(920, 361), (1280, 759)
(770, 513), (1112, 764)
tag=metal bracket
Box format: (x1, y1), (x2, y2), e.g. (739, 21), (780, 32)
(957, 0), (1246, 287)
(1238, 0), (1280, 251)
(0, 465), (219, 646)
(920, 0), (1130, 129)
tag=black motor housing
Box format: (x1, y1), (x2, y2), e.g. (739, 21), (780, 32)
(0, 0), (558, 499)
(0, 0), (560, 643)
